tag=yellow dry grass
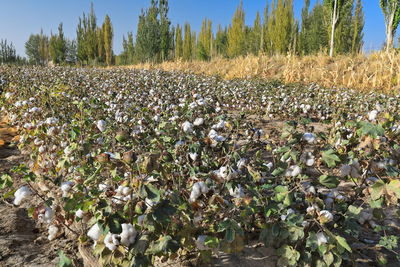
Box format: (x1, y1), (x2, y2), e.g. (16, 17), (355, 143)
(122, 52), (400, 93)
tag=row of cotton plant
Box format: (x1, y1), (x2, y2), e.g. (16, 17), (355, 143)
(0, 66), (399, 266)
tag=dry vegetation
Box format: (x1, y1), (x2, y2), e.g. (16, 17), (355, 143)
(126, 52), (400, 93)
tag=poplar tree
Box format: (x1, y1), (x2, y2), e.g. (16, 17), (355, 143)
(175, 25), (183, 59)
(227, 0), (246, 57)
(159, 0), (172, 61)
(0, 39), (17, 64)
(183, 23), (192, 61)
(198, 18), (213, 61)
(249, 11), (262, 55)
(351, 0), (364, 54)
(267, 0), (295, 55)
(380, 0), (400, 51)
(103, 15), (113, 66)
(215, 25), (228, 57)
(324, 0), (348, 57)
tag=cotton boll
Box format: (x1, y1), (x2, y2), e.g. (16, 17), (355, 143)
(75, 209), (84, 219)
(96, 120), (107, 132)
(229, 184), (245, 198)
(237, 158), (247, 170)
(13, 186), (31, 206)
(182, 121), (193, 133)
(43, 207), (54, 224)
(61, 181), (74, 197)
(120, 223), (137, 247)
(300, 152), (315, 166)
(316, 232), (328, 246)
(189, 181), (209, 202)
(38, 145), (46, 153)
(368, 110), (378, 121)
(104, 232), (119, 251)
(193, 117), (204, 126)
(189, 152), (198, 161)
(87, 223), (101, 241)
(319, 210), (334, 224)
(48, 225), (59, 241)
(285, 165), (301, 177)
(195, 235), (210, 251)
(302, 133), (316, 144)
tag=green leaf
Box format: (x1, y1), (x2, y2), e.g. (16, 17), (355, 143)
(335, 235), (352, 252)
(58, 250), (73, 267)
(146, 235), (179, 256)
(387, 180), (400, 199)
(319, 175), (340, 188)
(0, 173), (13, 189)
(358, 121), (384, 138)
(145, 184), (161, 202)
(321, 149), (341, 168)
(370, 180), (385, 200)
(323, 252), (334, 266)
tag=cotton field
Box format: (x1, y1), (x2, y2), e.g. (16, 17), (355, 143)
(1, 66), (400, 266)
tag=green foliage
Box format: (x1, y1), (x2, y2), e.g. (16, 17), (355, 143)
(58, 250), (73, 267)
(227, 0), (246, 57)
(321, 149), (341, 167)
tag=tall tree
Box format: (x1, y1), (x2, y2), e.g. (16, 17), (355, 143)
(266, 0), (296, 55)
(380, 0), (400, 51)
(183, 23), (192, 61)
(159, 0), (172, 61)
(0, 39), (17, 64)
(227, 0), (246, 57)
(135, 0), (160, 63)
(248, 12), (262, 55)
(215, 25), (228, 57)
(103, 15), (113, 65)
(175, 24), (183, 59)
(49, 23), (67, 64)
(324, 0), (347, 57)
(197, 18), (213, 60)
(351, 0), (364, 54)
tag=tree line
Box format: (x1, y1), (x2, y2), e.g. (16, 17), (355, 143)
(2, 0), (400, 66)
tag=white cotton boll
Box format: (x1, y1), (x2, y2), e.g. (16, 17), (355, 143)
(75, 209), (84, 219)
(38, 145), (46, 153)
(43, 207), (54, 223)
(208, 129), (218, 139)
(303, 133), (316, 144)
(87, 223), (101, 241)
(189, 152), (198, 161)
(215, 107), (221, 112)
(5, 92), (12, 99)
(300, 152), (315, 166)
(45, 117), (59, 125)
(104, 233), (119, 251)
(120, 223), (137, 247)
(319, 210), (334, 223)
(98, 183), (108, 191)
(368, 110), (378, 121)
(193, 118), (204, 126)
(61, 181), (74, 197)
(96, 120), (107, 132)
(48, 225), (59, 241)
(229, 185), (245, 198)
(285, 165), (301, 177)
(189, 182), (209, 202)
(122, 186), (131, 196)
(182, 121), (193, 133)
(196, 235), (210, 251)
(316, 232), (328, 246)
(219, 166), (228, 179)
(307, 206), (316, 215)
(13, 186), (31, 206)
(237, 158), (247, 170)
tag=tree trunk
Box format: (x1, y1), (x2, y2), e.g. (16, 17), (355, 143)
(329, 0), (338, 57)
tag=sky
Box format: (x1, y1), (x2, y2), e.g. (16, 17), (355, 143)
(0, 0), (387, 57)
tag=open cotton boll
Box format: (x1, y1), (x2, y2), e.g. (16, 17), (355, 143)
(61, 181), (74, 197)
(182, 121), (193, 133)
(87, 223), (101, 241)
(229, 184), (245, 198)
(13, 186), (31, 206)
(96, 120), (107, 132)
(285, 165), (301, 177)
(48, 225), (59, 241)
(193, 117), (204, 126)
(319, 210), (334, 224)
(75, 209), (84, 219)
(195, 235), (210, 251)
(316, 232), (328, 246)
(368, 110), (378, 121)
(42, 207), (54, 224)
(189, 152), (198, 161)
(120, 223), (137, 247)
(104, 232), (120, 251)
(189, 181), (209, 202)
(302, 133), (316, 144)
(300, 152), (315, 166)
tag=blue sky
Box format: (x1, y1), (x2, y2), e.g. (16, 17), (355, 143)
(0, 0), (387, 56)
